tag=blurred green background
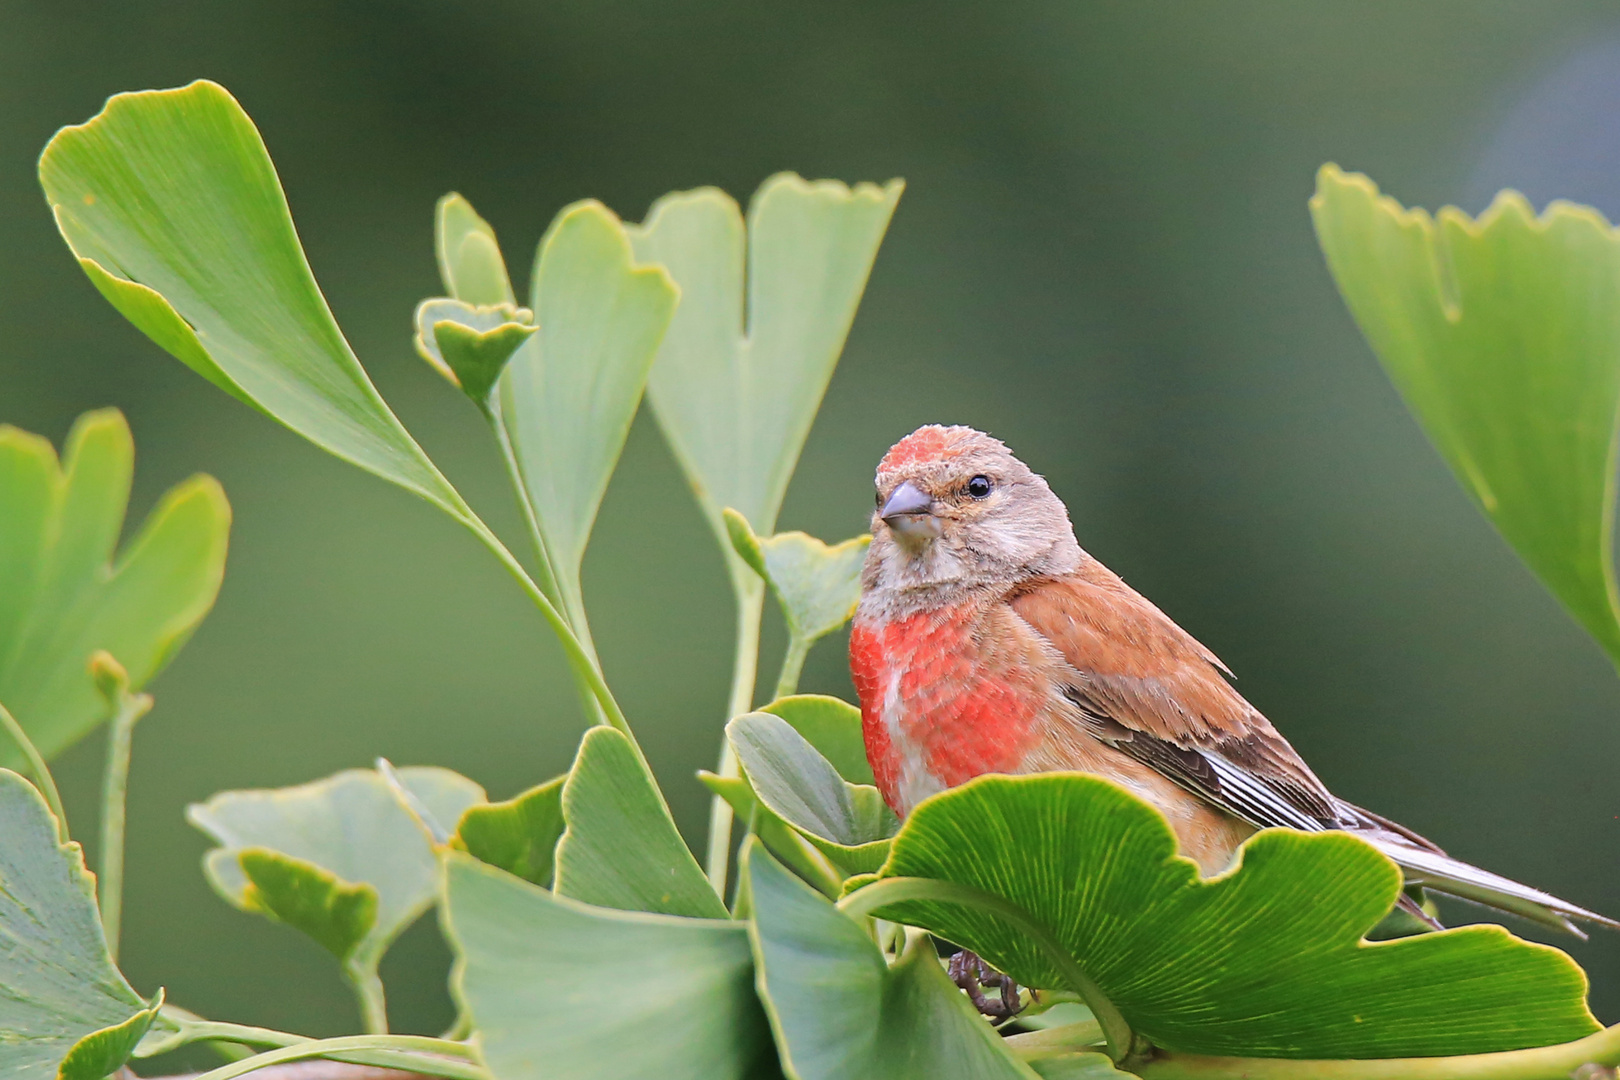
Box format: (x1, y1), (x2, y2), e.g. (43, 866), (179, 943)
(4, 0), (1620, 1038)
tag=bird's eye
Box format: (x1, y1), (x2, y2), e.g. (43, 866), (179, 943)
(875, 490), (884, 507)
(965, 475), (993, 499)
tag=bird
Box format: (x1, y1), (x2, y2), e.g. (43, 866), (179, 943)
(848, 423), (1616, 937)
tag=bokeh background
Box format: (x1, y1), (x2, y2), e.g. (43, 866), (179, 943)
(4, 0), (1620, 1043)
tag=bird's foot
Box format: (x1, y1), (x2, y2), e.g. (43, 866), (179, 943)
(947, 949), (1023, 1019)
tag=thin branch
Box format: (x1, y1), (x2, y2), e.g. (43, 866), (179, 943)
(705, 575), (765, 893)
(1137, 1022), (1620, 1080)
(139, 1065), (427, 1080)
(98, 677), (153, 962)
(772, 634), (811, 702)
(165, 1035), (485, 1080)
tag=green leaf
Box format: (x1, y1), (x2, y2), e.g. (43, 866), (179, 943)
(436, 193), (516, 307)
(760, 695), (872, 785)
(727, 712), (896, 875)
(188, 765), (485, 967)
(745, 844), (1037, 1080)
(450, 774), (566, 886)
(56, 991), (164, 1080)
(726, 510), (868, 643)
(867, 773), (1598, 1058)
(497, 200), (678, 616)
(412, 298), (537, 409)
(0, 409), (228, 766)
(442, 852), (773, 1080)
(1312, 165), (1620, 667)
(236, 849), (379, 963)
(553, 727), (727, 918)
(0, 768), (154, 1079)
(699, 772), (843, 898)
(39, 80), (465, 517)
(628, 173), (902, 574)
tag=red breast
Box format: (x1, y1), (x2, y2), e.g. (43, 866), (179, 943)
(850, 601), (1049, 817)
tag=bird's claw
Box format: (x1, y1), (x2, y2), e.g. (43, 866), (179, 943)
(947, 949), (1023, 1019)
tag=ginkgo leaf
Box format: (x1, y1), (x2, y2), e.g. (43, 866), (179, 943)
(413, 298), (536, 408)
(726, 508), (868, 642)
(450, 774), (566, 886)
(0, 409), (227, 765)
(553, 727), (726, 918)
(496, 200), (677, 626)
(443, 852), (772, 1080)
(628, 173), (901, 586)
(1313, 165), (1620, 668)
(864, 773), (1598, 1059)
(746, 844), (1038, 1080)
(436, 193), (516, 307)
(40, 80), (466, 516)
(0, 768), (158, 1080)
(727, 711), (896, 876)
(189, 766), (485, 968)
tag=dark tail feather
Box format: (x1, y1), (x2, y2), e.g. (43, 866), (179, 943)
(1363, 836), (1612, 939)
(1336, 800), (1614, 938)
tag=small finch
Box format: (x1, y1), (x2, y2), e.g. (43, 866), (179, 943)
(850, 424), (1615, 935)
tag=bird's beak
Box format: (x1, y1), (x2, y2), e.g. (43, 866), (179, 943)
(880, 480), (942, 539)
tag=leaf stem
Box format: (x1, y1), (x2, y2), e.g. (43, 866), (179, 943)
(705, 575), (765, 892)
(772, 634), (811, 702)
(458, 514), (630, 742)
(344, 959), (390, 1035)
(98, 684), (153, 961)
(836, 875), (1134, 1063)
(183, 1034), (487, 1080)
(0, 698), (68, 841)
(1137, 1024), (1620, 1080)
(487, 412), (608, 727)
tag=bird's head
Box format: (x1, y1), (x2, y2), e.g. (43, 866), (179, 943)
(862, 424), (1082, 605)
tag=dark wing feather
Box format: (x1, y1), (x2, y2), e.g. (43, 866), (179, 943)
(1008, 566), (1346, 833)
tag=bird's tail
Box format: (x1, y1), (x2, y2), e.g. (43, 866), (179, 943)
(1340, 802), (1617, 939)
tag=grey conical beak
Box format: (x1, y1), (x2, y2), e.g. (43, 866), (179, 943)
(880, 480), (941, 538)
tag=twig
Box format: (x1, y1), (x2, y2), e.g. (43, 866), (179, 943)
(139, 1066), (427, 1080)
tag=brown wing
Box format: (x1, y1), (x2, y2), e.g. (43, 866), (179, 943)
(1008, 562), (1347, 832)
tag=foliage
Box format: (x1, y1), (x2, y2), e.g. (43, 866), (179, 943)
(1313, 165), (1620, 669)
(3, 77), (1619, 1080)
(0, 408), (227, 768)
(0, 768), (158, 1080)
(861, 773), (1596, 1058)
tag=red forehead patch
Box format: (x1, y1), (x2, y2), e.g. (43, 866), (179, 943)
(879, 425), (969, 472)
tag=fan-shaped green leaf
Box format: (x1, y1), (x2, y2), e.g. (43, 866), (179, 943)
(496, 200), (678, 620)
(235, 849), (379, 963)
(628, 173), (901, 573)
(0, 769), (156, 1079)
(436, 193), (515, 307)
(727, 712), (896, 876)
(0, 410), (227, 766)
(39, 80), (464, 516)
(413, 298), (536, 409)
(726, 510), (868, 643)
(1312, 165), (1620, 666)
(450, 774), (566, 887)
(862, 773), (1597, 1058)
(188, 766), (484, 967)
(746, 843), (1037, 1080)
(760, 695), (872, 785)
(442, 852), (772, 1080)
(56, 990), (165, 1080)
(553, 727), (726, 918)
(699, 772), (843, 898)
